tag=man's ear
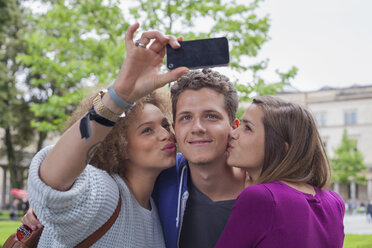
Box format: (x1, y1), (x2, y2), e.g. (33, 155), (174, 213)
(232, 119), (239, 129)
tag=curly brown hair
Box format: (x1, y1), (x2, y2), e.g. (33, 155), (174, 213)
(170, 69), (238, 124)
(65, 87), (172, 178)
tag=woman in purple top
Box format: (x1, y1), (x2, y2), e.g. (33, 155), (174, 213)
(215, 96), (345, 248)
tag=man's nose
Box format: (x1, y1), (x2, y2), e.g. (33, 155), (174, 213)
(191, 118), (206, 133)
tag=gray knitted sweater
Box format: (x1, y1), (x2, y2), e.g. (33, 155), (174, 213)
(28, 146), (166, 248)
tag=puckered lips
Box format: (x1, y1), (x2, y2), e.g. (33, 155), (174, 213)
(187, 139), (212, 147)
(226, 142), (234, 152)
(162, 143), (177, 153)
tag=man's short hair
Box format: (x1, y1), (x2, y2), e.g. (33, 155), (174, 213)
(171, 69), (238, 124)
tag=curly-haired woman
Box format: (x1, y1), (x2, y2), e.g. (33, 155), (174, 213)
(23, 23), (188, 247)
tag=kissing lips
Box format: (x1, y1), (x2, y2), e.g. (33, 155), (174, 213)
(226, 142), (233, 152)
(162, 143), (176, 153)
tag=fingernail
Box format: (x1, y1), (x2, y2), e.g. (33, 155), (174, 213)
(37, 224), (43, 228)
(175, 41), (180, 47)
(31, 225), (36, 231)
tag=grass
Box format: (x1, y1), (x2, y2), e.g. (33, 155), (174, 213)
(0, 210), (25, 219)
(0, 220), (22, 248)
(0, 220), (371, 247)
(0, 211), (10, 219)
(0, 210), (26, 248)
(344, 234), (372, 248)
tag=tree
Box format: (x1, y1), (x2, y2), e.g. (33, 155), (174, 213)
(19, 0), (297, 135)
(0, 0), (35, 188)
(18, 0), (127, 133)
(129, 0), (297, 101)
(331, 128), (366, 185)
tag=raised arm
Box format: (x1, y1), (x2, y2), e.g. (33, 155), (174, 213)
(39, 23), (188, 191)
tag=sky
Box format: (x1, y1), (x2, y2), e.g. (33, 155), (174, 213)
(250, 0), (372, 91)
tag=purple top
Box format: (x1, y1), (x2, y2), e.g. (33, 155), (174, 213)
(215, 181), (345, 248)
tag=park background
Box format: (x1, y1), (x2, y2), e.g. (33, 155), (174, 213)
(1, 0), (371, 247)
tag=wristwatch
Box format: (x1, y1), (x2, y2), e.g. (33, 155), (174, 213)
(92, 90), (124, 122)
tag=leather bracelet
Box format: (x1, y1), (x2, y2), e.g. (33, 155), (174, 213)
(93, 91), (123, 122)
(88, 106), (116, 126)
(79, 106), (115, 141)
(107, 84), (136, 110)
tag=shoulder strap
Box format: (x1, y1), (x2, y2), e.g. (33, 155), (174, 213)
(75, 194), (122, 248)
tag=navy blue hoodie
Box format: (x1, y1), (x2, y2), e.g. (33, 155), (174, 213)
(152, 153), (190, 248)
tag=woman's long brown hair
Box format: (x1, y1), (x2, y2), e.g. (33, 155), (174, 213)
(253, 96), (331, 188)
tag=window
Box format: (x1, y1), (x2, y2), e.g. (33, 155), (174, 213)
(321, 137), (329, 154)
(323, 140), (327, 150)
(314, 112), (326, 127)
(344, 110), (357, 125)
(348, 183), (359, 199)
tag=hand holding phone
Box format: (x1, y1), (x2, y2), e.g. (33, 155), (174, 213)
(166, 37), (229, 70)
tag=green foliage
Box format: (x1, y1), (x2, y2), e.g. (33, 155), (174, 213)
(0, 0), (31, 134)
(236, 65), (297, 101)
(30, 90), (85, 132)
(18, 0), (128, 132)
(2, 0), (299, 187)
(0, 0), (35, 188)
(14, 0), (296, 129)
(236, 107), (246, 120)
(130, 0), (297, 101)
(18, 0), (298, 133)
(331, 128), (367, 184)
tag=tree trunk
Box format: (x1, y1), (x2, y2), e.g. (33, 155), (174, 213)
(1, 168), (7, 209)
(5, 127), (23, 189)
(37, 131), (47, 152)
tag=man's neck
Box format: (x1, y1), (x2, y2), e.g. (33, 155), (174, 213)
(188, 156), (245, 202)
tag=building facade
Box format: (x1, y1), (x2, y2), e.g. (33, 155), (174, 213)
(0, 164), (8, 209)
(0, 131), (58, 209)
(275, 85), (372, 205)
(0, 153), (31, 209)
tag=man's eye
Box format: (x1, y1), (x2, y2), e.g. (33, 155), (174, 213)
(206, 114), (217, 119)
(180, 116), (191, 121)
(141, 128), (152, 134)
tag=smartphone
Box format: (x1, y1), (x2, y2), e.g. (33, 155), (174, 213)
(166, 37), (229, 70)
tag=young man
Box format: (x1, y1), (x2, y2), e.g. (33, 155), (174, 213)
(153, 69), (246, 248)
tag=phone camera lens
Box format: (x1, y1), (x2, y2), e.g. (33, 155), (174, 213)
(168, 64), (174, 69)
